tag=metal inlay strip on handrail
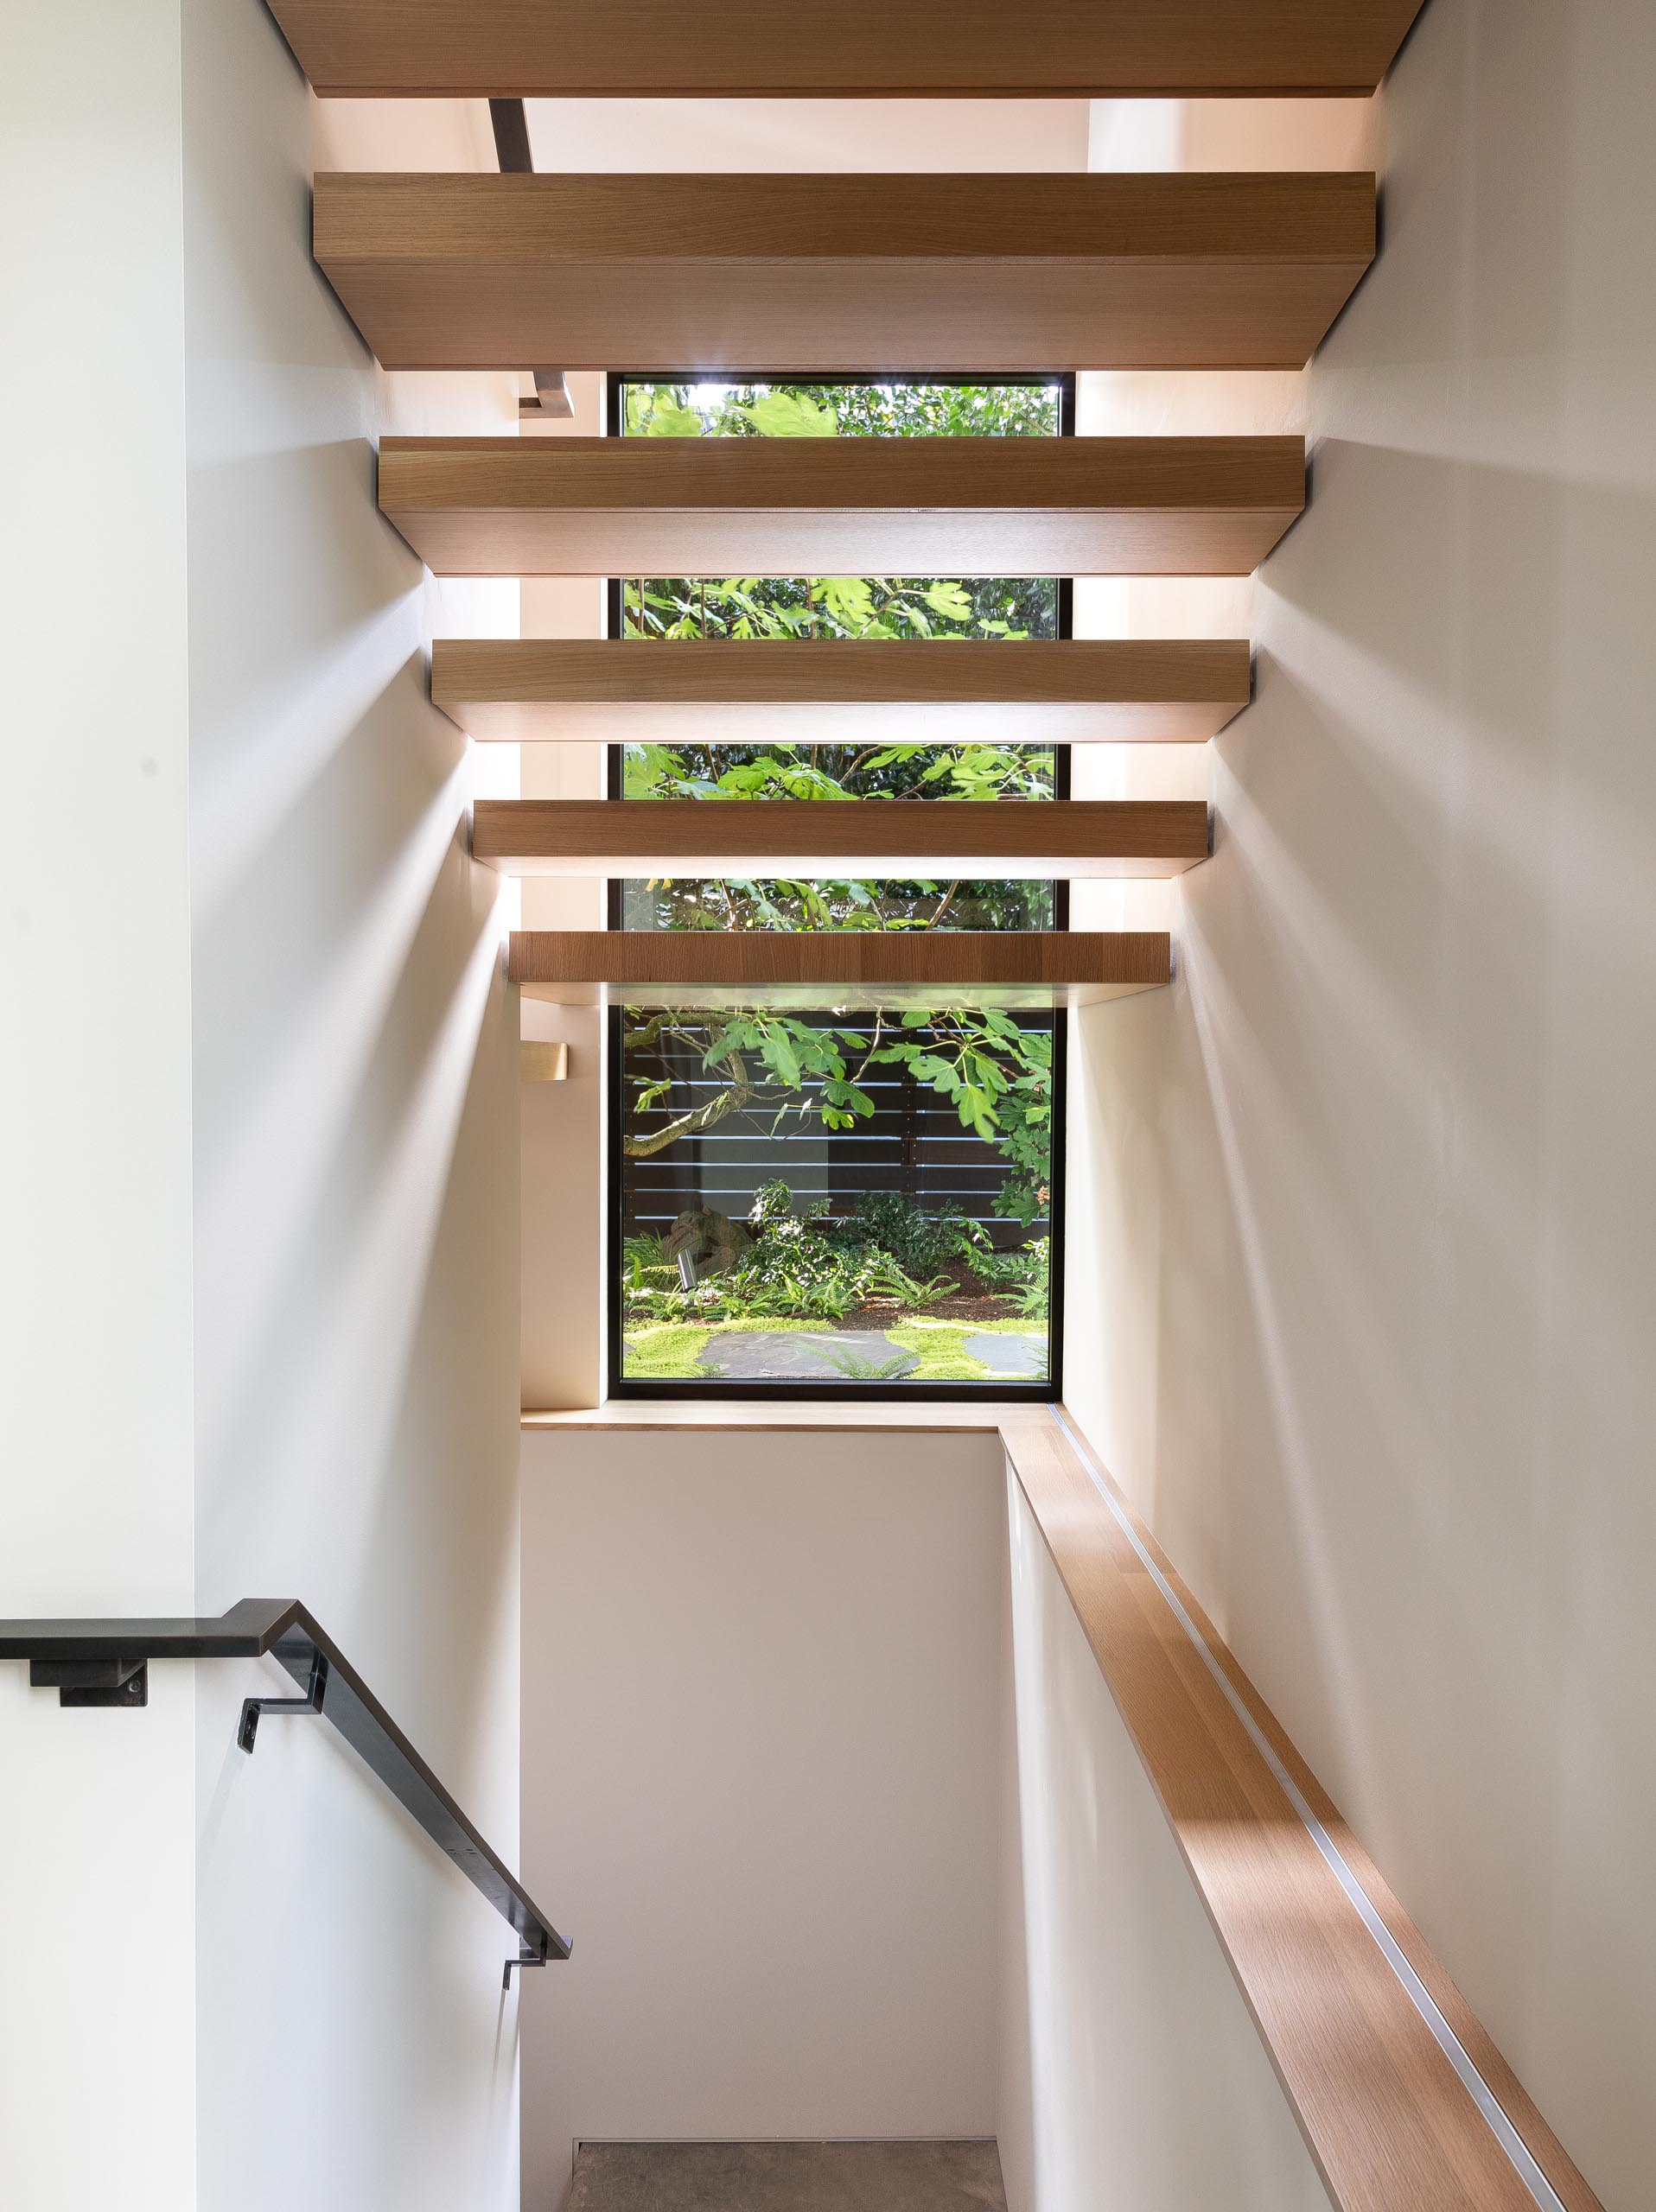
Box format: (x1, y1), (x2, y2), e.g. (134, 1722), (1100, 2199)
(0, 1600), (570, 1987)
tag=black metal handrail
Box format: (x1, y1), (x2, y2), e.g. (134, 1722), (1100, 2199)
(0, 1599), (570, 1986)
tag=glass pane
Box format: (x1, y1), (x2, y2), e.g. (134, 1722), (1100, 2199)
(618, 722), (1058, 932)
(623, 378), (1061, 440)
(612, 378), (1060, 1391)
(620, 1010), (1053, 1387)
(615, 377), (1063, 937)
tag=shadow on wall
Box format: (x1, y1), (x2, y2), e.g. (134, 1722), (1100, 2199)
(1064, 3), (1656, 2204)
(998, 1474), (1331, 2212)
(183, 0), (524, 2205)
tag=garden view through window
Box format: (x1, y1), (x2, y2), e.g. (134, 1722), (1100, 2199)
(610, 377), (1068, 1394)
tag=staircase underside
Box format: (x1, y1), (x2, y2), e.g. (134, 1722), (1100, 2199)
(565, 2141), (1008, 2212)
(473, 798), (1210, 879)
(378, 434), (1304, 577)
(315, 170), (1375, 373)
(432, 638), (1252, 747)
(511, 929), (1172, 1010)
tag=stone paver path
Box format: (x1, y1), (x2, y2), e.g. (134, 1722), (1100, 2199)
(697, 1330), (917, 1380)
(963, 1331), (1048, 1377)
(670, 1326), (1048, 1381)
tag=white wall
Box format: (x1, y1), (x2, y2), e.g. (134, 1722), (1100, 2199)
(181, 5), (526, 2208)
(1064, 4), (1656, 2205)
(998, 1469), (1330, 2212)
(519, 1428), (1005, 2209)
(3, 10), (535, 2199)
(0, 3), (199, 2204)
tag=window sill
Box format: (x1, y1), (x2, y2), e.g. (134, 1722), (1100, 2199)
(522, 1399), (1027, 1432)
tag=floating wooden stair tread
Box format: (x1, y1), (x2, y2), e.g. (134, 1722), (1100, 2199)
(381, 437), (1303, 579)
(433, 639), (1252, 746)
(473, 799), (1208, 879)
(315, 172), (1375, 374)
(270, 1), (1429, 100)
(510, 929), (1170, 1010)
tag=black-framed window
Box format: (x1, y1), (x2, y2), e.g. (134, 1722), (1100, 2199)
(606, 373), (1071, 1401)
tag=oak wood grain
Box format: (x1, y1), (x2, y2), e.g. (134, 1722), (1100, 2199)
(269, 0), (1429, 99)
(472, 798), (1209, 878)
(997, 1411), (1603, 2212)
(380, 435), (1304, 577)
(522, 1403), (1013, 1430)
(315, 171), (1375, 372)
(509, 929), (1171, 1009)
(432, 637), (1252, 746)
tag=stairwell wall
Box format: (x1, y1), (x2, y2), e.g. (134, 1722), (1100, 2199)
(0, 5), (198, 2205)
(519, 1427), (1005, 2210)
(180, 9), (526, 2209)
(997, 1464), (1331, 2212)
(1064, 6), (1656, 2204)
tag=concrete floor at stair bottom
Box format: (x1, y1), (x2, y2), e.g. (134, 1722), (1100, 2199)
(566, 2140), (1008, 2212)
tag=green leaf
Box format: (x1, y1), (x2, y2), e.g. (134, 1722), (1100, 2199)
(764, 1030), (802, 1088)
(823, 1081), (876, 1117)
(643, 401), (705, 439)
(741, 391), (840, 438)
(922, 581), (973, 618)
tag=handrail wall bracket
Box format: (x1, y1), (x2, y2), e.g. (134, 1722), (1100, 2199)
(239, 1646), (329, 1753)
(29, 1654), (149, 1708)
(504, 1938), (553, 1991)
